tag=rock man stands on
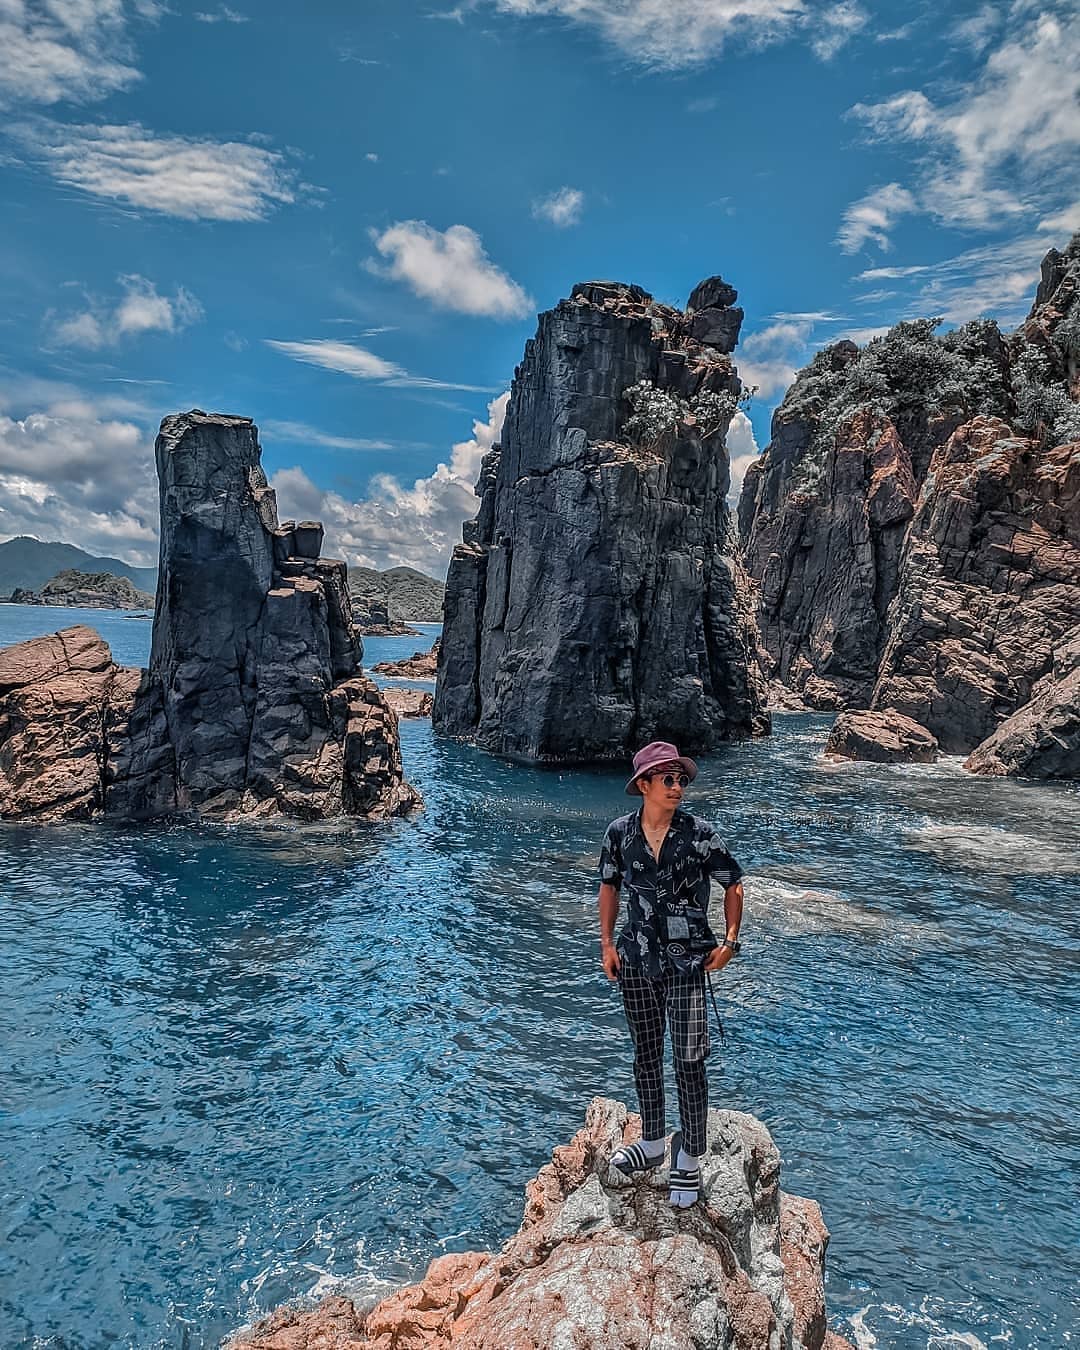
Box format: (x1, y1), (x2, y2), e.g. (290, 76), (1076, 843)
(598, 740), (744, 1208)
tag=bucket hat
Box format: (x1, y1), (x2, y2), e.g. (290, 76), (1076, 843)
(624, 740), (698, 796)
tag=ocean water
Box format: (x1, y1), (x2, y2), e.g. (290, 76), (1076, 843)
(1, 607), (1078, 1350)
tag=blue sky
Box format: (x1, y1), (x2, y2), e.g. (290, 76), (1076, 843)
(1, 0), (1077, 575)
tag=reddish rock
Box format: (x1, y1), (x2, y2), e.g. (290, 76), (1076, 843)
(381, 688), (434, 719)
(372, 642), (439, 680)
(871, 420), (1080, 753)
(964, 625), (1080, 777)
(229, 1098), (854, 1350)
(824, 708), (938, 764)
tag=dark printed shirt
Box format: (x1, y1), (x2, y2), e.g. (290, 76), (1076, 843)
(598, 808), (744, 979)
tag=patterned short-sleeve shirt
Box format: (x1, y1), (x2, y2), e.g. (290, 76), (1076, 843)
(598, 808), (744, 979)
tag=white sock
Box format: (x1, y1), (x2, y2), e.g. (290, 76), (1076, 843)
(639, 1136), (666, 1158)
(670, 1147), (700, 1209)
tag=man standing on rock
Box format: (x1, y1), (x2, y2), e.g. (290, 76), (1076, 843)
(597, 741), (744, 1208)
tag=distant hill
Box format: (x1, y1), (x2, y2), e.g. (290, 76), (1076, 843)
(348, 565), (444, 622)
(0, 537), (157, 598)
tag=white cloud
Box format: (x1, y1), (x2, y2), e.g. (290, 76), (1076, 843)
(369, 221), (533, 319)
(724, 409), (760, 501)
(854, 234), (1051, 326)
(365, 151), (379, 162)
(264, 338), (493, 392)
(20, 122), (298, 221)
(848, 12), (1080, 230)
(1037, 200), (1080, 234)
(855, 263), (931, 280)
(260, 419), (395, 452)
(949, 4), (1000, 52)
(0, 403), (158, 564)
(812, 1), (866, 59)
(270, 392), (510, 574)
(483, 0), (807, 68)
(194, 6), (248, 21)
(836, 182), (916, 253)
(51, 275), (203, 348)
(532, 186), (585, 228)
(738, 319), (815, 398)
(0, 0), (150, 107)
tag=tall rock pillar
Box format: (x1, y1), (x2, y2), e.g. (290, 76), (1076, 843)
(433, 280), (769, 762)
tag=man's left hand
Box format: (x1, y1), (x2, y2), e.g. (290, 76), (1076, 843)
(703, 945), (732, 973)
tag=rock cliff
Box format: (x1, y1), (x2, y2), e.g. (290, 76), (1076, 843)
(434, 279), (769, 762)
(738, 233), (1080, 775)
(229, 1097), (853, 1350)
(0, 411), (419, 823)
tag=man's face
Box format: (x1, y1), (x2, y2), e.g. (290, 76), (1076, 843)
(639, 762), (686, 806)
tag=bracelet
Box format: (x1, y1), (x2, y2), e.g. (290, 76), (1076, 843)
(721, 939), (741, 954)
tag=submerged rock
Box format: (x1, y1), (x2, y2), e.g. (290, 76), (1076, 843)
(229, 1097), (853, 1350)
(824, 708), (938, 764)
(434, 278), (769, 763)
(0, 411), (420, 823)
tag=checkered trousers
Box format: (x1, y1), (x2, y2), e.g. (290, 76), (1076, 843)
(619, 963), (710, 1158)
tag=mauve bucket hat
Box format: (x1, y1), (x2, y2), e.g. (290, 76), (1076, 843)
(624, 740), (699, 796)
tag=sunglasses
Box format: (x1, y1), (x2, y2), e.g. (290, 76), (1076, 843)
(646, 772), (690, 788)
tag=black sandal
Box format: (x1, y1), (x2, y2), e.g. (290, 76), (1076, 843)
(667, 1130), (701, 1205)
(611, 1139), (664, 1177)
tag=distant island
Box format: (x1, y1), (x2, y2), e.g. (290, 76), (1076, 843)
(0, 536), (445, 622)
(348, 564), (444, 623)
(0, 536), (157, 597)
(7, 569), (155, 611)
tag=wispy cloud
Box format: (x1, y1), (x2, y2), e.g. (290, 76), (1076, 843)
(812, 1), (866, 60)
(368, 221), (533, 319)
(50, 275), (203, 349)
(836, 182), (916, 253)
(477, 0), (810, 69)
(265, 338), (493, 392)
(194, 6), (249, 22)
(855, 234), (1052, 326)
(261, 420), (395, 452)
(0, 0), (153, 108)
(270, 392), (510, 574)
(847, 11), (1080, 230)
(17, 121), (300, 221)
(948, 4), (999, 52)
(532, 186), (585, 228)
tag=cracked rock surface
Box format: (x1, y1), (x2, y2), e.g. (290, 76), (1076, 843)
(739, 233), (1080, 775)
(229, 1097), (853, 1350)
(0, 411), (420, 823)
(433, 279), (769, 762)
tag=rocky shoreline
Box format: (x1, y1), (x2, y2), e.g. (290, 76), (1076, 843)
(229, 1098), (853, 1350)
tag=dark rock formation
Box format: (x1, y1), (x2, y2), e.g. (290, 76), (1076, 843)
(229, 1097), (853, 1350)
(9, 569), (155, 609)
(738, 233), (1080, 774)
(0, 411), (419, 823)
(824, 708), (938, 764)
(963, 625), (1080, 778)
(352, 595), (421, 637)
(434, 278), (769, 762)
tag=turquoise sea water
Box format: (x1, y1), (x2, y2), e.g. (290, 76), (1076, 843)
(1, 606), (1078, 1349)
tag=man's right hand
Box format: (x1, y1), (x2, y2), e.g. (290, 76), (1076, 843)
(601, 942), (621, 981)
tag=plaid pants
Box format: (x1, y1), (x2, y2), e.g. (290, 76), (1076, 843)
(619, 962), (710, 1158)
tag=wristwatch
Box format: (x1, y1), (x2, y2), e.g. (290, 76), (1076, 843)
(721, 939), (741, 955)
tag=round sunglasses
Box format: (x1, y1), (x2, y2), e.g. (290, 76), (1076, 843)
(646, 771), (690, 788)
